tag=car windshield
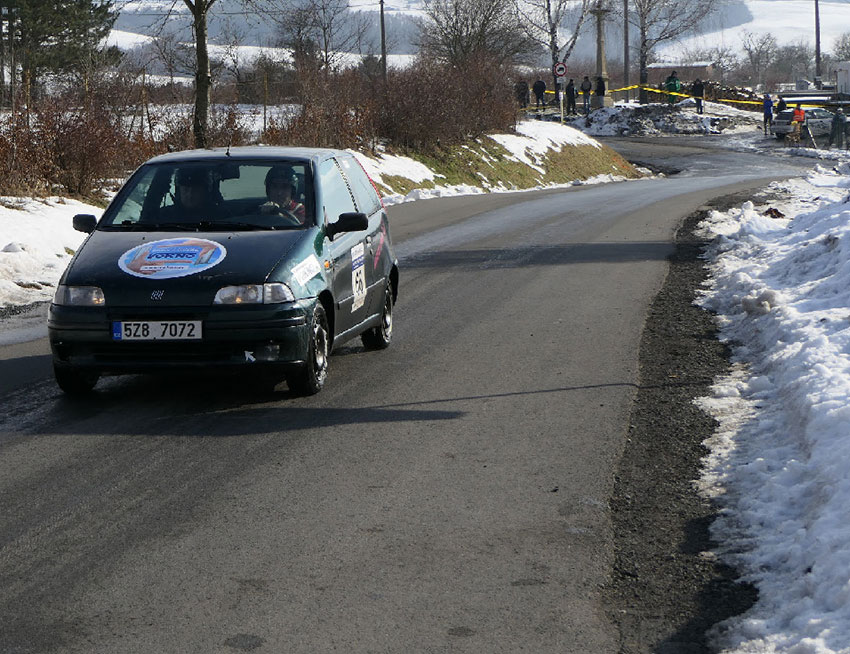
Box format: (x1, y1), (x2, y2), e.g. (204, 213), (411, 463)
(100, 159), (314, 231)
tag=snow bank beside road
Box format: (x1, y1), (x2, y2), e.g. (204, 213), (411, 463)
(568, 100), (760, 137)
(0, 197), (94, 307)
(696, 162), (850, 653)
(353, 120), (612, 204)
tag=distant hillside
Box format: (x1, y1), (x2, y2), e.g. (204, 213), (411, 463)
(113, 0), (842, 68)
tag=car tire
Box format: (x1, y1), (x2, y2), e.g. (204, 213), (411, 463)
(361, 282), (393, 350)
(287, 302), (329, 395)
(776, 133), (785, 141)
(54, 364), (100, 395)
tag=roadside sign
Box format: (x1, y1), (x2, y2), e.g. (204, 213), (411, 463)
(554, 62), (567, 77)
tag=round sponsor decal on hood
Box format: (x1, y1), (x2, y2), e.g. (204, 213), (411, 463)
(119, 238), (227, 279)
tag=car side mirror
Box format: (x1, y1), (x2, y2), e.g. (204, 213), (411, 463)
(72, 214), (97, 234)
(326, 212), (368, 240)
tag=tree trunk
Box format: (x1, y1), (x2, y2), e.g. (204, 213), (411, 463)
(547, 0), (559, 102)
(189, 1), (212, 148)
(638, 22), (648, 104)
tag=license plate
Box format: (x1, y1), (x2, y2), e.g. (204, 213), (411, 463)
(112, 320), (202, 341)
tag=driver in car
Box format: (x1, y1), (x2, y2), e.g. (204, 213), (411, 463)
(260, 166), (306, 224)
(161, 168), (220, 222)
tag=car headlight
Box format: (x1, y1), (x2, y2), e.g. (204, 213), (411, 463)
(53, 285), (106, 306)
(213, 283), (295, 305)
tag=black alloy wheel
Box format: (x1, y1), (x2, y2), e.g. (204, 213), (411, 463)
(287, 302), (329, 395)
(361, 283), (393, 350)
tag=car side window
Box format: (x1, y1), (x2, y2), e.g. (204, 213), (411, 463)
(112, 167), (158, 224)
(319, 158), (357, 225)
(338, 156), (381, 216)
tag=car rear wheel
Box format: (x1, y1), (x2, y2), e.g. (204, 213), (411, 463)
(361, 282), (393, 350)
(54, 364), (100, 395)
(287, 303), (329, 395)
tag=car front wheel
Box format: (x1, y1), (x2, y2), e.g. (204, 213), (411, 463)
(361, 282), (393, 350)
(287, 303), (329, 395)
(54, 364), (100, 395)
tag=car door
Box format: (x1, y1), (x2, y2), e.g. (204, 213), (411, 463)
(813, 109), (834, 135)
(336, 154), (388, 318)
(319, 157), (366, 336)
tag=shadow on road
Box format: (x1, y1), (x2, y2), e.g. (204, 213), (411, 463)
(402, 241), (672, 270)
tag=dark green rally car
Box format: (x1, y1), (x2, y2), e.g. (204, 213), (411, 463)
(48, 147), (398, 395)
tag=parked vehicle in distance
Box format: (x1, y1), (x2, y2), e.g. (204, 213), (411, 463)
(48, 147), (398, 395)
(771, 107), (834, 139)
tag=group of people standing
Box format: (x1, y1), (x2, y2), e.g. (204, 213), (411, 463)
(515, 76), (606, 115)
(761, 94), (847, 148)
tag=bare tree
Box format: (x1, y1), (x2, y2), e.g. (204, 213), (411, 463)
(833, 32), (850, 61)
(681, 44), (738, 83)
(417, 0), (537, 67)
(766, 41), (814, 87)
(514, 0), (592, 94)
(741, 31), (776, 88)
(248, 0), (370, 73)
(630, 0), (718, 102)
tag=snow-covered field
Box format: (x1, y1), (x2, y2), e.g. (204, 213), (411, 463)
(110, 0), (849, 69)
(675, 0), (849, 61)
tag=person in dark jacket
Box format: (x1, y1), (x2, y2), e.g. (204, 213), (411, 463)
(565, 79), (577, 115)
(532, 79), (547, 110)
(762, 94), (774, 135)
(691, 78), (705, 114)
(829, 108), (846, 149)
(595, 76), (606, 96)
(777, 96), (787, 113)
(514, 80), (530, 108)
(580, 76), (592, 113)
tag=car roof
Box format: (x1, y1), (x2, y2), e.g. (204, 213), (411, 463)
(144, 146), (350, 166)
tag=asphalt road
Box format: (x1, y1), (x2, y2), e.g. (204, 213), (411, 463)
(0, 138), (816, 654)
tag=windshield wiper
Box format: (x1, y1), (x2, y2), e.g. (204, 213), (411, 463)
(195, 221), (276, 231)
(100, 220), (293, 232)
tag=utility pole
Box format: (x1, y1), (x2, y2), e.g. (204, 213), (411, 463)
(623, 0), (629, 90)
(0, 6), (6, 107)
(380, 0), (387, 85)
(815, 0), (822, 80)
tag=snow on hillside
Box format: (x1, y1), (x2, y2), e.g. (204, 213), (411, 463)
(111, 0), (849, 68)
(674, 0), (849, 61)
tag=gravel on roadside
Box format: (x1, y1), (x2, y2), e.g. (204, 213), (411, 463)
(603, 191), (770, 653)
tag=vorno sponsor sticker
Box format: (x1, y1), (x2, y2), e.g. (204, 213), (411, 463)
(119, 238), (227, 279)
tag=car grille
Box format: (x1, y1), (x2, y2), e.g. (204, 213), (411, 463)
(85, 341), (242, 365)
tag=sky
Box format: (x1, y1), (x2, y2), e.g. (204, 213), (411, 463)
(3, 105), (850, 652)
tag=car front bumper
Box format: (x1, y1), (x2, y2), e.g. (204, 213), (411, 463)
(48, 300), (314, 374)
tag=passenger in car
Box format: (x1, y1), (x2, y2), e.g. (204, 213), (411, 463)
(260, 166), (307, 223)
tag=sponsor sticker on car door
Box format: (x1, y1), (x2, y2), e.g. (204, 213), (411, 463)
(351, 242), (366, 312)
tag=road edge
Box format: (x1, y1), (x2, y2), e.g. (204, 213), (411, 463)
(603, 192), (766, 653)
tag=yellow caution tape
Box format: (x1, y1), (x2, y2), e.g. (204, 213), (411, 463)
(524, 84), (830, 111)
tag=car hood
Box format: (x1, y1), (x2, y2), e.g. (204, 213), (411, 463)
(63, 229), (309, 307)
